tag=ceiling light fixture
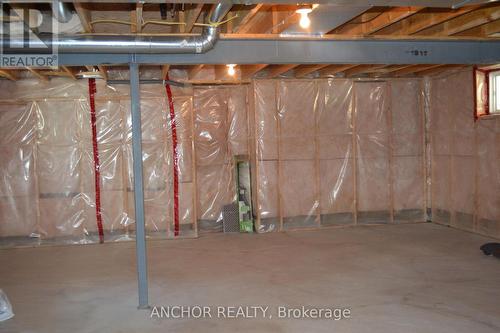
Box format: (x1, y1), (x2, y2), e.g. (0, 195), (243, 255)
(227, 64), (236, 76)
(296, 5), (313, 29)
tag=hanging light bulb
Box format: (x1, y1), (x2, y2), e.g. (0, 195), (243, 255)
(296, 5), (313, 29)
(227, 64), (236, 76)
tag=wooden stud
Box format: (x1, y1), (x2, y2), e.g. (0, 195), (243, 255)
(387, 81), (395, 223)
(421, 78), (430, 221)
(178, 10), (186, 33)
(120, 99), (131, 238)
(133, 3), (143, 34)
(252, 83), (263, 232)
(186, 4), (204, 33)
(188, 64), (204, 80)
(351, 82), (358, 225)
(275, 80), (284, 231)
(74, 2), (93, 33)
(161, 65), (170, 79)
(97, 65), (108, 82)
(313, 81), (321, 227)
(190, 96), (198, 236)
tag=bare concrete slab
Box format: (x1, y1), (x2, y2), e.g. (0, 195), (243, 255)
(0, 223), (499, 333)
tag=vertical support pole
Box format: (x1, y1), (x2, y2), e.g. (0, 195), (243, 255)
(387, 82), (395, 224)
(130, 62), (149, 309)
(275, 81), (284, 231)
(352, 83), (358, 225)
(313, 81), (321, 227)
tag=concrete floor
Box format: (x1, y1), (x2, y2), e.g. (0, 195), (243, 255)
(0, 223), (499, 333)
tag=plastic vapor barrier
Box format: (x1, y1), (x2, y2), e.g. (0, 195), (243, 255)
(0, 74), (438, 247)
(429, 69), (500, 239)
(251, 79), (425, 233)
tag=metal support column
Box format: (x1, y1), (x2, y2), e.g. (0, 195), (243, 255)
(130, 62), (149, 309)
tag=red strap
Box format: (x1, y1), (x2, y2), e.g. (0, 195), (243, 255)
(88, 78), (104, 243)
(165, 73), (180, 236)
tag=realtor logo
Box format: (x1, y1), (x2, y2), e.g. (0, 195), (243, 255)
(1, 2), (59, 67)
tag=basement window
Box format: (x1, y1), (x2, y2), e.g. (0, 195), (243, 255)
(489, 71), (500, 114)
(475, 68), (500, 119)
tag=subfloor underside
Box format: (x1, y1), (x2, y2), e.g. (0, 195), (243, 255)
(0, 223), (499, 333)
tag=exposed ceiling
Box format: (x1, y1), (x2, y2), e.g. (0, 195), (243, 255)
(1, 1), (500, 82)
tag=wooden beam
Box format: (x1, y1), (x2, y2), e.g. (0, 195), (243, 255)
(188, 64), (204, 80)
(265, 64), (298, 78)
(333, 7), (422, 35)
(0, 69), (18, 81)
(294, 64), (330, 78)
(272, 5), (279, 34)
(417, 64), (466, 76)
(390, 64), (442, 76)
(186, 4), (204, 33)
(317, 64), (358, 76)
(61, 66), (77, 80)
(26, 67), (48, 81)
(97, 65), (108, 81)
(417, 5), (500, 36)
(240, 64), (268, 80)
(267, 7), (300, 34)
(161, 65), (170, 79)
(131, 3), (143, 34)
(455, 18), (500, 36)
(377, 6), (481, 35)
(233, 4), (265, 33)
(74, 2), (93, 33)
(331, 7), (384, 34)
(214, 65), (229, 80)
(343, 64), (386, 77)
(178, 10), (186, 33)
(370, 64), (415, 76)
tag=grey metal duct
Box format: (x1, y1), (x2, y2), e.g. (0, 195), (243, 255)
(52, 0), (73, 23)
(8, 1), (232, 54)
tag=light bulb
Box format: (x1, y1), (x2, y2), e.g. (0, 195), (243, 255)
(299, 12), (310, 29)
(296, 6), (312, 29)
(227, 64), (236, 76)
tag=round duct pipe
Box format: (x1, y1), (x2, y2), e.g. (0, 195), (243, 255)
(9, 1), (233, 54)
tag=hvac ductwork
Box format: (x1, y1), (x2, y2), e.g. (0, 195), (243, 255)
(7, 1), (232, 54)
(52, 0), (73, 23)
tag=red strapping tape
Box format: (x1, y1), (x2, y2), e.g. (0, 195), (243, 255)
(88, 78), (104, 243)
(165, 74), (180, 236)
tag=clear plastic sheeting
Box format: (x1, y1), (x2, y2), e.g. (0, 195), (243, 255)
(251, 78), (426, 233)
(194, 86), (249, 232)
(1, 75), (431, 247)
(430, 68), (500, 239)
(0, 78), (197, 246)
